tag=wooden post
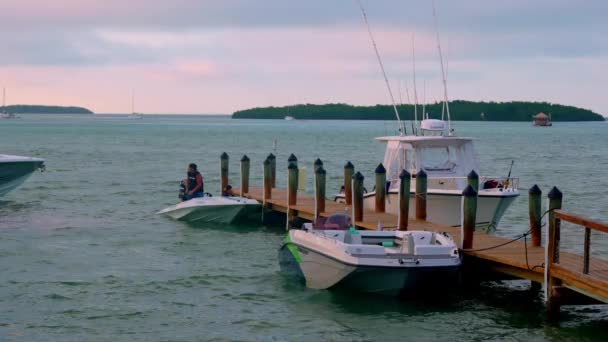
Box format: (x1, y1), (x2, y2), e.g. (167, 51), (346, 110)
(268, 153), (276, 188)
(220, 152), (229, 192)
(288, 154), (298, 193)
(314, 158), (323, 173)
(467, 170), (479, 192)
(314, 166), (326, 216)
(288, 161), (298, 206)
(398, 170), (411, 231)
(288, 153), (298, 168)
(546, 186), (563, 320)
(263, 157), (272, 200)
(415, 170), (427, 221)
(583, 227), (591, 274)
(462, 185), (478, 249)
(240, 155), (250, 195)
(344, 161), (354, 206)
(352, 172), (364, 224)
(529, 185), (542, 247)
(375, 163), (386, 213)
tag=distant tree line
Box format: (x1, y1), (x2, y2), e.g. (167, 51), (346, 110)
(1, 105), (93, 114)
(232, 100), (605, 121)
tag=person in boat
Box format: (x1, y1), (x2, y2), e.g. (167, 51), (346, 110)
(183, 163), (204, 200)
(222, 184), (236, 197)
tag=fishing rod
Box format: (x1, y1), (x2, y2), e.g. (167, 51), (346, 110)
(431, 0), (452, 135)
(505, 160), (515, 189)
(356, 0), (405, 135)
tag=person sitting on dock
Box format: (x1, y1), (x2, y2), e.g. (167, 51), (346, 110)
(184, 163), (204, 200)
(222, 184), (236, 197)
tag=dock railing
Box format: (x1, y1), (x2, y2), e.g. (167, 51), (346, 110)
(545, 208), (608, 318)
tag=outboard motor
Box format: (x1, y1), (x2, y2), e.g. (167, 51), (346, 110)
(178, 180), (186, 201)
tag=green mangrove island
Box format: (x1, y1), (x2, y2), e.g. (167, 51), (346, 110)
(1, 105), (93, 114)
(232, 101), (605, 121)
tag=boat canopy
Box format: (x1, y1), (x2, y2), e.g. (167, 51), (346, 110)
(376, 136), (480, 184)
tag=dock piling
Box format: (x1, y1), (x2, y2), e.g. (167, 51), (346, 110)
(263, 158), (272, 200)
(314, 165), (326, 217)
(268, 153), (276, 188)
(344, 162), (354, 206)
(462, 185), (478, 249)
(375, 163), (386, 213)
(288, 161), (298, 206)
(415, 170), (427, 220)
(220, 152), (229, 192)
(314, 158), (323, 173)
(467, 170), (479, 192)
(529, 185), (542, 246)
(546, 186), (563, 320)
(398, 170), (411, 231)
(240, 155), (250, 195)
(352, 172), (365, 224)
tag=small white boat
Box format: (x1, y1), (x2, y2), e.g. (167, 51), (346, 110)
(127, 90), (143, 119)
(127, 113), (143, 119)
(279, 214), (461, 295)
(0, 88), (20, 119)
(284, 115), (294, 121)
(0, 154), (45, 197)
(335, 119), (519, 230)
(158, 195), (261, 224)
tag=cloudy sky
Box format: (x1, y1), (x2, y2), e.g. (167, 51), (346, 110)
(0, 0), (606, 115)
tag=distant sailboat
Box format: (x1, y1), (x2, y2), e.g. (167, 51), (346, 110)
(127, 91), (143, 119)
(284, 100), (295, 120)
(0, 88), (20, 119)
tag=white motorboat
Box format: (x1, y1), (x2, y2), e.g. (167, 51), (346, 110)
(0, 154), (45, 197)
(158, 195), (261, 224)
(284, 116), (294, 121)
(335, 119), (519, 230)
(341, 3), (519, 230)
(279, 214), (461, 295)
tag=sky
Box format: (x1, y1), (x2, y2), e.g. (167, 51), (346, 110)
(0, 0), (606, 115)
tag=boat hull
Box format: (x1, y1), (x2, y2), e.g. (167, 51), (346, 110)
(280, 240), (460, 296)
(0, 157), (45, 197)
(336, 190), (518, 230)
(159, 197), (260, 224)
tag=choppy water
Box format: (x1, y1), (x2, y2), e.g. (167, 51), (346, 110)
(0, 115), (607, 341)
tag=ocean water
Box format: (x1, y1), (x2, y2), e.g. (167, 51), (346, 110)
(0, 115), (606, 341)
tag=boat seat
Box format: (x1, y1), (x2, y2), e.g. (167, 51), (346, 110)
(344, 232), (362, 245)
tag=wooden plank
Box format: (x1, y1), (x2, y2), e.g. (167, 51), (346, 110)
(551, 264), (608, 303)
(555, 210), (608, 233)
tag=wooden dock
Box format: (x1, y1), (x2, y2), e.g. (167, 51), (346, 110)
(227, 153), (608, 319)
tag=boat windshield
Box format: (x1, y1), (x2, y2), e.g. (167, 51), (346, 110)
(312, 214), (352, 230)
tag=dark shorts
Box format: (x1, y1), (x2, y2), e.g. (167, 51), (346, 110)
(185, 191), (204, 200)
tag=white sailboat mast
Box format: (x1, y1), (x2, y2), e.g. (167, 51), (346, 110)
(432, 0), (452, 135)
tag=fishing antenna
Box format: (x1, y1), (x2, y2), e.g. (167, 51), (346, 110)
(432, 0), (452, 135)
(356, 0), (405, 135)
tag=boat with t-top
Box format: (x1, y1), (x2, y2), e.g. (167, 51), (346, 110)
(335, 118), (519, 229)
